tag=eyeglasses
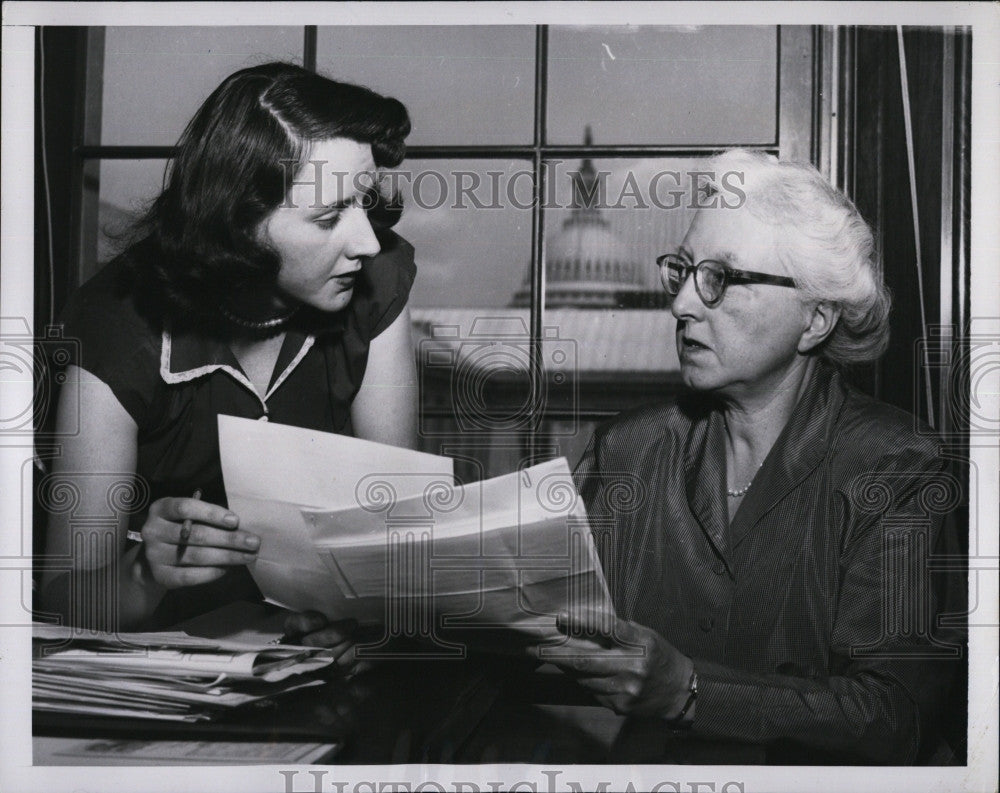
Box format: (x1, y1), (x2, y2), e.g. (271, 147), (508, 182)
(655, 253), (797, 308)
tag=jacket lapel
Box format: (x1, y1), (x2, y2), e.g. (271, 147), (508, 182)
(728, 362), (846, 549)
(684, 401), (730, 563)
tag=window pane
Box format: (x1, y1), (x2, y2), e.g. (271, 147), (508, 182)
(539, 157), (698, 413)
(317, 27), (535, 146)
(400, 159), (534, 478)
(83, 159), (169, 282)
(392, 159), (533, 308)
(547, 26), (778, 145)
(543, 156), (705, 303)
(528, 157), (700, 472)
(97, 27), (303, 146)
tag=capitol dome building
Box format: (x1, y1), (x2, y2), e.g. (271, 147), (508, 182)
(511, 140), (648, 309)
(412, 132), (680, 477)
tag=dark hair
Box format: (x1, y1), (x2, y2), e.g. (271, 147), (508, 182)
(126, 62), (410, 327)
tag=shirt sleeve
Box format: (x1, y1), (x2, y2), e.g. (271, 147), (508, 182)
(689, 454), (961, 764)
(352, 230), (417, 341)
(57, 262), (162, 427)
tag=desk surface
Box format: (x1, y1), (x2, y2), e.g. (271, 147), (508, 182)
(34, 656), (508, 765)
(34, 656), (765, 765)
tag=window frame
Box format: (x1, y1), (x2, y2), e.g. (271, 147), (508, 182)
(66, 24), (818, 458)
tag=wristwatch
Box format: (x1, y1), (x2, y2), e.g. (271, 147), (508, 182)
(664, 668), (698, 728)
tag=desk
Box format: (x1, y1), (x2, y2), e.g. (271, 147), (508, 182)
(34, 656), (764, 765)
(33, 656), (507, 765)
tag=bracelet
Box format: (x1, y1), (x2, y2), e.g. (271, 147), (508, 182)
(665, 668), (698, 727)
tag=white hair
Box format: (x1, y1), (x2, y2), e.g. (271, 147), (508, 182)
(705, 148), (891, 365)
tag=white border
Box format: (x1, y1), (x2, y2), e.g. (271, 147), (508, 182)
(0, 1), (996, 27)
(2, 3), (998, 793)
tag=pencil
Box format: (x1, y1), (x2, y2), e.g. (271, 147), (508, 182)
(177, 488), (202, 556)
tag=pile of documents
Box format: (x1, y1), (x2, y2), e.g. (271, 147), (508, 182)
(219, 416), (615, 640)
(33, 624), (336, 722)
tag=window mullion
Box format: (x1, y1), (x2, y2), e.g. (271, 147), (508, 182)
(528, 24), (549, 462)
(303, 26), (317, 72)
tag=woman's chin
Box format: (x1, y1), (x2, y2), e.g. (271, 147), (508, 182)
(309, 288), (354, 315)
(680, 365), (723, 394)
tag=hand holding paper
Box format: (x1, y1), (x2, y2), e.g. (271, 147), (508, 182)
(219, 415), (454, 618)
(218, 416), (615, 648)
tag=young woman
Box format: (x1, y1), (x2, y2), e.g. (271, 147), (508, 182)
(40, 62), (417, 642)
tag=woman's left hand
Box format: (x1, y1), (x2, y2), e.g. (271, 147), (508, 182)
(538, 618), (694, 719)
(282, 611), (373, 677)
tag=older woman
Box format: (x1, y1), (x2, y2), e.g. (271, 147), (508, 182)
(548, 150), (962, 764)
(40, 63), (415, 650)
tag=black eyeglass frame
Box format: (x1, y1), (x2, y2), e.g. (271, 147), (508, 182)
(655, 253), (798, 308)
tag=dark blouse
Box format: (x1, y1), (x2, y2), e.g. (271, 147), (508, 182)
(59, 231), (416, 626)
(575, 361), (965, 764)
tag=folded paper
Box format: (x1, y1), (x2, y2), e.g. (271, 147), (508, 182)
(218, 416), (615, 643)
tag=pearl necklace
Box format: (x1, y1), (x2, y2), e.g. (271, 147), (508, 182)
(219, 304), (299, 331)
(727, 463), (763, 498)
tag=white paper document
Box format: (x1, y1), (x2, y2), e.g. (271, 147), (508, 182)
(219, 415), (455, 617)
(219, 416), (614, 639)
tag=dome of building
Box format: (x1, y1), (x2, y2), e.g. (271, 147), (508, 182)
(546, 221), (643, 286)
(511, 130), (648, 309)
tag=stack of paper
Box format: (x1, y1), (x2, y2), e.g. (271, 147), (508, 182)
(33, 624), (336, 722)
(219, 416), (615, 641)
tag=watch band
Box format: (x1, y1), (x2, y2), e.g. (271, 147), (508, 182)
(665, 668), (698, 727)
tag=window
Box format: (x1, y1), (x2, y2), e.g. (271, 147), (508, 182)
(546, 26), (778, 145)
(72, 25), (815, 480)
